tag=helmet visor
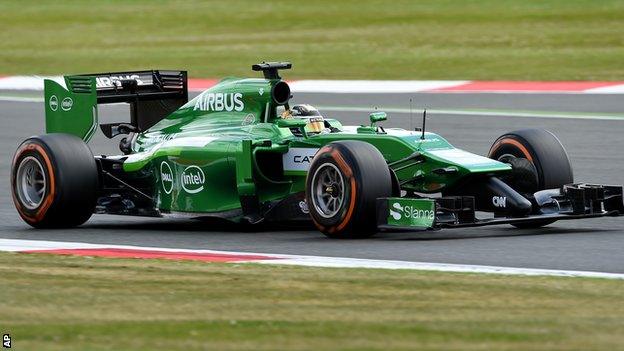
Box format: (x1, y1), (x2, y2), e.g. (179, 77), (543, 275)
(307, 117), (325, 133)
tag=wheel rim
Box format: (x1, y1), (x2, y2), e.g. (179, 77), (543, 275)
(497, 153), (517, 162)
(15, 156), (47, 210)
(311, 163), (345, 218)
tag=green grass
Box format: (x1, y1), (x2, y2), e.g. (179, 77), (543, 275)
(0, 0), (623, 80)
(1, 252), (624, 350)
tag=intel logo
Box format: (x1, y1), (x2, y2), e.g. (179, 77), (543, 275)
(181, 165), (205, 194)
(61, 97), (73, 111)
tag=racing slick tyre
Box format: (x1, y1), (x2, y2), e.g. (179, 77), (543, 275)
(11, 133), (99, 228)
(488, 129), (573, 228)
(306, 141), (392, 239)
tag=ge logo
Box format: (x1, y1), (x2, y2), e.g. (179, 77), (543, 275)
(492, 196), (507, 208)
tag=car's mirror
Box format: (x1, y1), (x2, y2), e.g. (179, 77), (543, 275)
(277, 118), (307, 129)
(369, 111), (387, 126)
(277, 118), (308, 138)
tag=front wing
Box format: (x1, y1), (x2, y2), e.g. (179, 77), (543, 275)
(376, 183), (624, 230)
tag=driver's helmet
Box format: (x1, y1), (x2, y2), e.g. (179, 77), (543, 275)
(289, 104), (326, 133)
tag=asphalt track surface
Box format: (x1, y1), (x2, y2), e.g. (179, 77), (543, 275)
(1, 91), (623, 273)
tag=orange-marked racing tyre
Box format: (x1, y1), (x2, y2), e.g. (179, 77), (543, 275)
(305, 141), (392, 238)
(489, 128), (573, 229)
(11, 133), (99, 228)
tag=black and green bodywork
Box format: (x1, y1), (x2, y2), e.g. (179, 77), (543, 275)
(42, 63), (624, 231)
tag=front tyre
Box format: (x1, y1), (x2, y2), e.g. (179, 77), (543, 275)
(488, 128), (573, 228)
(11, 134), (99, 228)
(306, 141), (392, 238)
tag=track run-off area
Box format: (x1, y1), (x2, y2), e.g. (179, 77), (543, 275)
(1, 85), (624, 277)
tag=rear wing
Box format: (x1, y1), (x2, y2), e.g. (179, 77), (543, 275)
(44, 70), (187, 141)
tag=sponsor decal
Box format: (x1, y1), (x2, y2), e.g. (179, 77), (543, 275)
(282, 148), (319, 172)
(61, 97), (73, 111)
(49, 95), (58, 111)
(160, 161), (174, 194)
(181, 165), (205, 194)
(294, 155), (314, 163)
(389, 202), (403, 220)
(193, 92), (244, 112)
(492, 196), (507, 208)
(242, 113), (255, 126)
(299, 200), (309, 214)
(163, 136), (217, 148)
(416, 138), (441, 143)
(95, 74), (150, 89)
(387, 198), (435, 228)
(151, 133), (178, 144)
(258, 87), (264, 96)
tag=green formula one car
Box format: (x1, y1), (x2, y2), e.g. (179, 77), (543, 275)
(10, 62), (624, 238)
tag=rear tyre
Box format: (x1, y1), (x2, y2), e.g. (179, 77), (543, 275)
(306, 141), (392, 238)
(488, 129), (573, 228)
(11, 133), (99, 228)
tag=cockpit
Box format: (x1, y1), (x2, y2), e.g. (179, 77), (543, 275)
(280, 104), (330, 134)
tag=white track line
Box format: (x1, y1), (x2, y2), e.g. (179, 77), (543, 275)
(585, 84), (624, 94)
(288, 80), (469, 93)
(317, 106), (624, 121)
(1, 238), (623, 280)
(0, 77), (468, 93)
(0, 96), (42, 103)
(0, 96), (620, 122)
(0, 75), (63, 90)
(4, 76), (624, 94)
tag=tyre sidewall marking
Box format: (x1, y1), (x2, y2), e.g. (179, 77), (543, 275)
(11, 142), (56, 222)
(308, 154), (347, 228)
(330, 149), (357, 233)
(307, 145), (358, 235)
(490, 138), (534, 162)
(490, 136), (546, 188)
